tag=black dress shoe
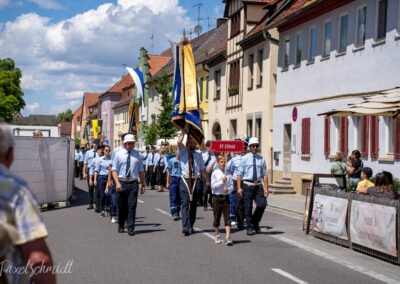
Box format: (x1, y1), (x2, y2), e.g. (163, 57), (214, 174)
(118, 227), (124, 233)
(87, 205), (93, 210)
(246, 228), (254, 235)
(128, 228), (135, 236)
(253, 226), (261, 234)
(182, 229), (189, 236)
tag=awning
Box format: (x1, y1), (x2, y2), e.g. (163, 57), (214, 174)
(318, 87), (400, 117)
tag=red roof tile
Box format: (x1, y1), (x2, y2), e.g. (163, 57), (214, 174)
(105, 74), (134, 94)
(148, 54), (171, 77)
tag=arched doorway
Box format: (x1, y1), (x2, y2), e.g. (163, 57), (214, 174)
(212, 122), (221, 140)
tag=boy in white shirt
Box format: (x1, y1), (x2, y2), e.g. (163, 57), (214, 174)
(211, 154), (233, 245)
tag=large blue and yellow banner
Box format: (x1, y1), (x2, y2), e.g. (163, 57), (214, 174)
(171, 39), (204, 145)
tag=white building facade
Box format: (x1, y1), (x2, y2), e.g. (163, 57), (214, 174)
(268, 0), (400, 193)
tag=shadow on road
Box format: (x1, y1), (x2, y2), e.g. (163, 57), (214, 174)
(134, 229), (166, 235)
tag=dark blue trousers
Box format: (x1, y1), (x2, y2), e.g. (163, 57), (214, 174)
(98, 175), (108, 212)
(169, 176), (181, 216)
(118, 181), (139, 229)
(243, 183), (267, 230)
(179, 179), (199, 231)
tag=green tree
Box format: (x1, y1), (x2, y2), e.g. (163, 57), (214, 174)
(145, 121), (158, 146)
(0, 58), (25, 122)
(153, 71), (176, 143)
(57, 108), (73, 122)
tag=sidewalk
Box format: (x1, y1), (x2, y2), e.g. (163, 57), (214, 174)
(267, 194), (307, 216)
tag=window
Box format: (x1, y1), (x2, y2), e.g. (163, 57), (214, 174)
(376, 0), (388, 41)
(229, 60), (240, 95)
(214, 69), (221, 100)
(339, 14), (348, 53)
(284, 39), (290, 69)
(394, 118), (400, 159)
(248, 54), (254, 89)
(255, 117), (262, 145)
(324, 116), (330, 156)
(383, 117), (393, 154)
(257, 49), (263, 86)
(198, 77), (203, 103)
(205, 75), (209, 101)
(296, 33), (302, 65)
(356, 6), (367, 46)
(230, 11), (240, 37)
(247, 118), (253, 137)
(360, 116), (369, 157)
(309, 27), (317, 61)
(301, 117), (311, 155)
(323, 21), (332, 57)
(370, 116), (379, 158)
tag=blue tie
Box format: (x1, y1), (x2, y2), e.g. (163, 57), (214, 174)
(253, 155), (257, 181)
(126, 151), (131, 178)
(191, 152), (195, 176)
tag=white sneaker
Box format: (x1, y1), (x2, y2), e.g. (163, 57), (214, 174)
(215, 235), (222, 244)
(111, 217), (117, 223)
(225, 237), (233, 246)
(231, 221), (237, 226)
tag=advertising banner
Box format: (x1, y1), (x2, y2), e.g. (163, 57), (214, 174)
(312, 194), (349, 240)
(350, 200), (397, 257)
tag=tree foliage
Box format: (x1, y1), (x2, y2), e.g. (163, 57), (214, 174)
(57, 108), (73, 122)
(153, 71), (176, 141)
(0, 58), (25, 122)
(145, 121), (158, 146)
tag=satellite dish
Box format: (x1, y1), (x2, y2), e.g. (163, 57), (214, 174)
(194, 25), (203, 35)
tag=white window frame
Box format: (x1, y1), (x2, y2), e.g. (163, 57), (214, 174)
(295, 32), (302, 66)
(356, 5), (367, 46)
(375, 0), (388, 41)
(323, 20), (332, 58)
(284, 38), (290, 68)
(383, 117), (394, 154)
(247, 53), (254, 89)
(338, 13), (349, 53)
(308, 26), (317, 62)
(330, 117), (340, 155)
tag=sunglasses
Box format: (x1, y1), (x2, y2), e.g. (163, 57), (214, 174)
(104, 149), (110, 152)
(250, 144), (259, 148)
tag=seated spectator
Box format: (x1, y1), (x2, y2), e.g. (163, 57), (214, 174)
(356, 167), (374, 191)
(357, 172), (395, 199)
(330, 153), (348, 175)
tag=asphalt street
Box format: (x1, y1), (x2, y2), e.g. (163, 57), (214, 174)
(40, 178), (400, 284)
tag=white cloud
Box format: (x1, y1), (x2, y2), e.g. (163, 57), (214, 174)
(28, 0), (63, 10)
(25, 102), (40, 114)
(0, 0), (196, 115)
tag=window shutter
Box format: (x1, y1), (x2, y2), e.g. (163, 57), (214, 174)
(324, 116), (330, 156)
(360, 116), (369, 157)
(340, 117), (348, 156)
(302, 118), (311, 155)
(394, 117), (400, 159)
(370, 116), (379, 158)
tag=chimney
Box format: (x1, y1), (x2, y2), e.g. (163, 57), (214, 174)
(216, 18), (228, 28)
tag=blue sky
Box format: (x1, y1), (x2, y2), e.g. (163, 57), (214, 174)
(0, 0), (224, 116)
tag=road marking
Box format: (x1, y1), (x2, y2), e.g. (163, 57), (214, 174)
(271, 268), (308, 284)
(155, 208), (170, 216)
(270, 235), (400, 284)
(138, 199), (144, 204)
(193, 227), (215, 241)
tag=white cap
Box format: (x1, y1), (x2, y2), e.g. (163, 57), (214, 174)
(123, 134), (136, 144)
(248, 137), (259, 146)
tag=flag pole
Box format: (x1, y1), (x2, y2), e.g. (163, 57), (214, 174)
(181, 30), (193, 200)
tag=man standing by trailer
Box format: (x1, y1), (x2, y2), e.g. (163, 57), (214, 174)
(237, 137), (269, 235)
